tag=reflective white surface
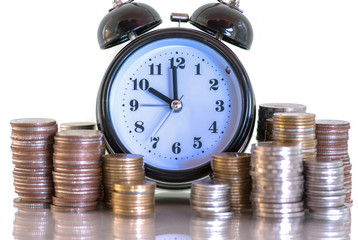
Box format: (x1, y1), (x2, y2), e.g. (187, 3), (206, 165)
(11, 197), (352, 240)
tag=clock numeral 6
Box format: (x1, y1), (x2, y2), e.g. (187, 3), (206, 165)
(193, 137), (202, 149)
(134, 121), (145, 133)
(150, 137), (160, 149)
(131, 78), (149, 91)
(172, 142), (181, 154)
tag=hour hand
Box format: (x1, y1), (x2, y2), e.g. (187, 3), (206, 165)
(148, 87), (172, 105)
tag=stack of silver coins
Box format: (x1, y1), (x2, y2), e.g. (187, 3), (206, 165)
(304, 160), (349, 220)
(190, 180), (233, 218)
(102, 154), (144, 208)
(52, 130), (103, 211)
(273, 112), (317, 161)
(250, 142), (305, 218)
(256, 103), (307, 141)
(112, 181), (156, 216)
(10, 118), (58, 208)
(315, 119), (352, 207)
(60, 122), (96, 131)
(211, 153), (252, 212)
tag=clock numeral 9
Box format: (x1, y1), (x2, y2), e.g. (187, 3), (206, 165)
(169, 57), (185, 69)
(172, 142), (181, 154)
(150, 137), (160, 149)
(209, 79), (219, 91)
(131, 78), (149, 91)
(193, 137), (202, 149)
(134, 121), (144, 133)
(129, 99), (139, 112)
(215, 100), (225, 112)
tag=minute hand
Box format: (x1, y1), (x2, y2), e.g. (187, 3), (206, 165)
(148, 87), (172, 105)
(172, 66), (179, 100)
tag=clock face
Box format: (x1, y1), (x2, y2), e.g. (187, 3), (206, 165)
(97, 28), (255, 187)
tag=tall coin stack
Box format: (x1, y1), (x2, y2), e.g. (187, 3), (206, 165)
(250, 142), (305, 218)
(102, 154), (144, 208)
(315, 120), (352, 207)
(273, 112), (317, 161)
(211, 153), (252, 212)
(112, 181), (156, 216)
(304, 160), (348, 220)
(10, 118), (58, 208)
(190, 180), (234, 218)
(256, 103), (307, 141)
(52, 130), (103, 211)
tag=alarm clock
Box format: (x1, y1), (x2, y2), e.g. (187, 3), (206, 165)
(96, 0), (255, 189)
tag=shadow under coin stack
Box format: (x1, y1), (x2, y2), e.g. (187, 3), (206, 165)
(10, 118), (58, 208)
(211, 153), (252, 212)
(304, 160), (348, 220)
(256, 103), (307, 142)
(112, 181), (156, 216)
(315, 120), (352, 207)
(250, 142), (305, 218)
(273, 112), (317, 162)
(102, 154), (144, 208)
(52, 130), (103, 211)
(190, 180), (234, 219)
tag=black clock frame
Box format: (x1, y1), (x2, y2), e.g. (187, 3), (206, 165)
(97, 28), (256, 189)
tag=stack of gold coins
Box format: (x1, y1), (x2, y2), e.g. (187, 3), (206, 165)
(10, 118), (58, 208)
(60, 122), (96, 131)
(211, 153), (252, 212)
(102, 154), (144, 208)
(315, 120), (352, 207)
(273, 112), (317, 161)
(112, 181), (156, 216)
(257, 103), (307, 141)
(52, 130), (103, 211)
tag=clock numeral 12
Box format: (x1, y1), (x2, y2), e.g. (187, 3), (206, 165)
(169, 57), (185, 69)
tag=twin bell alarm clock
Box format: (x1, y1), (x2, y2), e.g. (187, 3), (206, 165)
(96, 0), (255, 189)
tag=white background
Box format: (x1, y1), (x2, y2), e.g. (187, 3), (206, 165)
(0, 0), (357, 238)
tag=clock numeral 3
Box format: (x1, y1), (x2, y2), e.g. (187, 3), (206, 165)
(131, 78), (149, 91)
(150, 137), (160, 149)
(209, 79), (219, 91)
(209, 121), (218, 133)
(134, 121), (145, 133)
(215, 100), (225, 112)
(172, 142), (181, 154)
(193, 137), (202, 149)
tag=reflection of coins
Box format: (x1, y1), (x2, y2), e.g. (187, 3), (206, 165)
(190, 179), (233, 218)
(211, 153), (252, 212)
(52, 130), (103, 212)
(10, 118), (58, 207)
(256, 103), (307, 141)
(251, 142), (304, 218)
(112, 181), (156, 216)
(103, 154), (144, 208)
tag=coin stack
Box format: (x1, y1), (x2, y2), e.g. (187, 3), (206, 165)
(250, 142), (305, 218)
(52, 130), (103, 211)
(315, 119), (352, 207)
(60, 122), (96, 131)
(190, 179), (234, 218)
(304, 160), (349, 220)
(102, 154), (144, 208)
(256, 103), (307, 141)
(10, 118), (58, 208)
(211, 153), (252, 212)
(112, 181), (156, 216)
(273, 112), (317, 161)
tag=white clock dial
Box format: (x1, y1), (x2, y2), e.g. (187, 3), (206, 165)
(109, 38), (242, 171)
(97, 28), (255, 187)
